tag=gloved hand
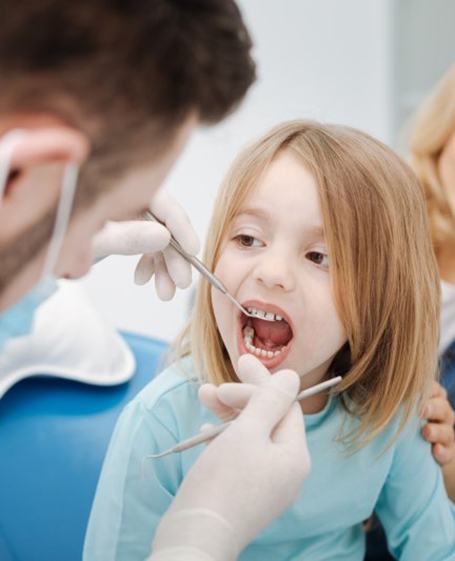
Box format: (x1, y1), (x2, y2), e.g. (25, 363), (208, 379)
(92, 190), (200, 300)
(198, 352), (279, 421)
(151, 354), (310, 561)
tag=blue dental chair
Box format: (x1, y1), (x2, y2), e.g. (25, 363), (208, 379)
(0, 332), (167, 561)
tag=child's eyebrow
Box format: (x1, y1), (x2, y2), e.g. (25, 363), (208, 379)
(305, 224), (325, 240)
(235, 208), (325, 240)
(235, 207), (270, 222)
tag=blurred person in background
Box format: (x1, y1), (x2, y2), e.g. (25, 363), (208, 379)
(409, 63), (455, 500)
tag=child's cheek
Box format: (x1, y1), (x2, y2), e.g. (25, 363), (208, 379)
(210, 286), (234, 355)
(214, 248), (241, 293)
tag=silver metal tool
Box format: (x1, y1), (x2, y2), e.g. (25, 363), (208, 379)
(145, 211), (269, 321)
(146, 375), (342, 459)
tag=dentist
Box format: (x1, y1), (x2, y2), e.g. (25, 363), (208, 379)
(0, 2), (311, 560)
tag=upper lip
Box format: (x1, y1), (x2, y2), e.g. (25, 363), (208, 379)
(241, 299), (294, 332)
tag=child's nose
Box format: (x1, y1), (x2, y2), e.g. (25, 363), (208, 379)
(254, 252), (296, 292)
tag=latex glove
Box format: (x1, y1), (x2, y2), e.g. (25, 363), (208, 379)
(151, 354), (310, 561)
(92, 190), (200, 301)
(198, 354), (276, 422)
(149, 550), (213, 561)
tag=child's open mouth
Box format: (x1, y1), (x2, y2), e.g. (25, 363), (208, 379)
(238, 300), (294, 369)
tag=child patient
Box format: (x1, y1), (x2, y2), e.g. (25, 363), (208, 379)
(84, 121), (455, 561)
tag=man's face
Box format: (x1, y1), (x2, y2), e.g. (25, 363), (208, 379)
(56, 123), (194, 279)
(0, 115), (195, 309)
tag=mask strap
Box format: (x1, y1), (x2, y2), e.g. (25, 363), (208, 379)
(40, 163), (79, 279)
(0, 129), (26, 203)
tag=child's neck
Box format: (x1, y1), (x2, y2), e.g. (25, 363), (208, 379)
(298, 369), (331, 415)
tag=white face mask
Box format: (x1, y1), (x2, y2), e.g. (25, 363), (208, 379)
(0, 129), (79, 352)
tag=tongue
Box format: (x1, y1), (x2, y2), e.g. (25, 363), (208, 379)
(252, 317), (292, 346)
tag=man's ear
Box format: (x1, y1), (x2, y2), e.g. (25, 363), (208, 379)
(1, 126), (89, 199)
(0, 126), (90, 238)
(7, 126), (89, 173)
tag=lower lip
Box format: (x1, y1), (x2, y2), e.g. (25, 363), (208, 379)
(236, 318), (293, 370)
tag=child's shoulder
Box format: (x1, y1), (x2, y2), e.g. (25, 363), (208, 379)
(124, 357), (201, 422)
(326, 398), (424, 458)
(121, 356), (212, 443)
(133, 355), (200, 411)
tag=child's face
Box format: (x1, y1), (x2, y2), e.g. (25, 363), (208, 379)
(212, 150), (347, 384)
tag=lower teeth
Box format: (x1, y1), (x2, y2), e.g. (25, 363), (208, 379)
(242, 324), (284, 359)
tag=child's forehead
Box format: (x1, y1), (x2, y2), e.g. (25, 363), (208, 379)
(231, 158), (323, 224)
(245, 152), (316, 200)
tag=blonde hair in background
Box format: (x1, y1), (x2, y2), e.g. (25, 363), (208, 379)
(409, 64), (455, 254)
(172, 120), (440, 447)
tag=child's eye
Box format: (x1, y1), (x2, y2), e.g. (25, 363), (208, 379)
(233, 234), (263, 248)
(306, 251), (330, 269)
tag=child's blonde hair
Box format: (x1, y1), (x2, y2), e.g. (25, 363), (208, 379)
(409, 64), (455, 255)
(175, 120), (440, 446)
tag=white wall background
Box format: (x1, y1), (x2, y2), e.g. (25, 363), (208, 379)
(79, 0), (394, 343)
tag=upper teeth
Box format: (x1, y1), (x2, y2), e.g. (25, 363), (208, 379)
(246, 307), (283, 322)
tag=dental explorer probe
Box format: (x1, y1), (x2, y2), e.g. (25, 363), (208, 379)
(145, 211), (271, 321)
(146, 375), (342, 459)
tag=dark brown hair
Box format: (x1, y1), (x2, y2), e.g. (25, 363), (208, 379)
(0, 0), (255, 126)
(0, 0), (256, 292)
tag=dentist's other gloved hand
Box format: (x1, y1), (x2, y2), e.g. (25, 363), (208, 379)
(198, 351), (284, 421)
(150, 354), (310, 561)
(92, 190), (200, 300)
